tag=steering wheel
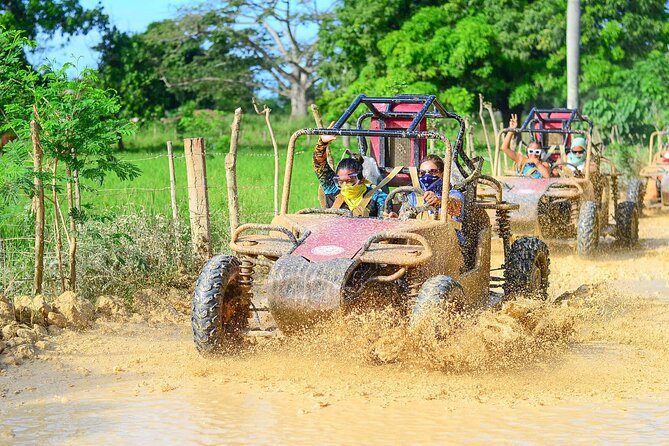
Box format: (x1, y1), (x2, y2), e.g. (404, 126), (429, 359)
(551, 161), (582, 178)
(384, 186), (438, 220)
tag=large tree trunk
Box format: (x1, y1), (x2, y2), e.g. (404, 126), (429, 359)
(289, 74), (309, 118)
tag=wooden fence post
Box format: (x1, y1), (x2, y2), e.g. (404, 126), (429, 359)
(31, 120), (44, 295)
(226, 109), (242, 235)
(184, 137), (212, 261)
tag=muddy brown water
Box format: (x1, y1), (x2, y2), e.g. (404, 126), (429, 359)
(2, 211), (669, 445)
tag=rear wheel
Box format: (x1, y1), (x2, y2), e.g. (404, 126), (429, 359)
(503, 237), (550, 300)
(626, 179), (646, 216)
(615, 201), (639, 247)
(192, 255), (249, 354)
(410, 276), (464, 327)
(577, 201), (599, 256)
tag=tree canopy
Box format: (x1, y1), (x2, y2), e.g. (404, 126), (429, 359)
(318, 0), (669, 134)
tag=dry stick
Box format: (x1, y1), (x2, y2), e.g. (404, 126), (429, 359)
(52, 160), (65, 293)
(166, 141), (180, 241)
(74, 169), (81, 214)
(485, 100), (505, 172)
(478, 94), (495, 168)
(31, 120), (45, 295)
(464, 117), (474, 158)
(226, 108), (242, 235)
(252, 98), (280, 216)
(65, 162), (77, 291)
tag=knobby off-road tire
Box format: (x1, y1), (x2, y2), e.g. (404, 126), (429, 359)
(192, 255), (249, 355)
(410, 276), (465, 328)
(615, 201), (639, 247)
(577, 201), (599, 257)
(503, 236), (550, 300)
(626, 179), (646, 216)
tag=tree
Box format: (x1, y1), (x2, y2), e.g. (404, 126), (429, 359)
(318, 0), (669, 131)
(95, 26), (178, 118)
(97, 13), (259, 117)
(166, 0), (328, 117)
(0, 0), (107, 47)
(1, 26), (139, 291)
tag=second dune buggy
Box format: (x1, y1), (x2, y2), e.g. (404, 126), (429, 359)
(480, 108), (639, 256)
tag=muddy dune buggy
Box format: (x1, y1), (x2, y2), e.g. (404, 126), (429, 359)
(480, 108), (639, 256)
(635, 129), (669, 208)
(191, 95), (551, 354)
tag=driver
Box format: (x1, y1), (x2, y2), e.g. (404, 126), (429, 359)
(501, 114), (550, 179)
(662, 144), (669, 163)
(314, 134), (387, 217)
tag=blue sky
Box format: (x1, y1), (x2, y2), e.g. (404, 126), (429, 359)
(29, 0), (193, 70)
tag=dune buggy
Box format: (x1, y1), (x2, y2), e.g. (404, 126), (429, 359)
(635, 129), (669, 208)
(481, 108), (639, 256)
(191, 95), (551, 354)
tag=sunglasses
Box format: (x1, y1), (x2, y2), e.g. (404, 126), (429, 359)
(419, 168), (441, 176)
(527, 148), (542, 156)
(333, 173), (360, 186)
(571, 150), (585, 155)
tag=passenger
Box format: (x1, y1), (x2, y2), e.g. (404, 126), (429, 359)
(315, 134), (387, 217)
(566, 137), (587, 174)
(501, 114), (550, 179)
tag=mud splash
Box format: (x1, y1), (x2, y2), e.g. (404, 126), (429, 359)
(1, 211), (669, 444)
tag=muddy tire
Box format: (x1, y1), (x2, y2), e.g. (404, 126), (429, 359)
(615, 201), (639, 247)
(410, 276), (464, 327)
(626, 179), (646, 216)
(192, 255), (249, 354)
(503, 236), (550, 300)
(577, 201), (599, 256)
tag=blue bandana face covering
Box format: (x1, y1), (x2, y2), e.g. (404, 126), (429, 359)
(567, 152), (586, 167)
(419, 174), (440, 190)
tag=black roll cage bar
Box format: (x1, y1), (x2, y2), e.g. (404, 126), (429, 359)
(317, 94), (473, 177)
(517, 108), (594, 147)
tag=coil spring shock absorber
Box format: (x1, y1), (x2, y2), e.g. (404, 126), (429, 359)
(404, 268), (421, 314)
(238, 256), (256, 297)
(496, 205), (513, 257)
(611, 174), (619, 210)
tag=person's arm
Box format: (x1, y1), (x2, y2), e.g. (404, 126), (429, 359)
(536, 162), (551, 178)
(373, 189), (388, 215)
(501, 114), (523, 165)
(313, 136), (339, 195)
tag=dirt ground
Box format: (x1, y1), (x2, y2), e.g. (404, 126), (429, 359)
(1, 210), (668, 445)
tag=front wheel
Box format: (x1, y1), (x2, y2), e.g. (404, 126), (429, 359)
(503, 237), (550, 300)
(577, 201), (599, 256)
(191, 255), (250, 354)
(615, 201), (639, 247)
(626, 179), (646, 216)
(410, 276), (464, 328)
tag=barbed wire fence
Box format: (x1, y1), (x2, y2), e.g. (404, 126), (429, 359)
(0, 135), (315, 299)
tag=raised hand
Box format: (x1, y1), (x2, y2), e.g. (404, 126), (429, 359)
(509, 113), (518, 128)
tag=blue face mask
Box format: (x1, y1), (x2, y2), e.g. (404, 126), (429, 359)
(419, 174), (440, 190)
(567, 152), (586, 167)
